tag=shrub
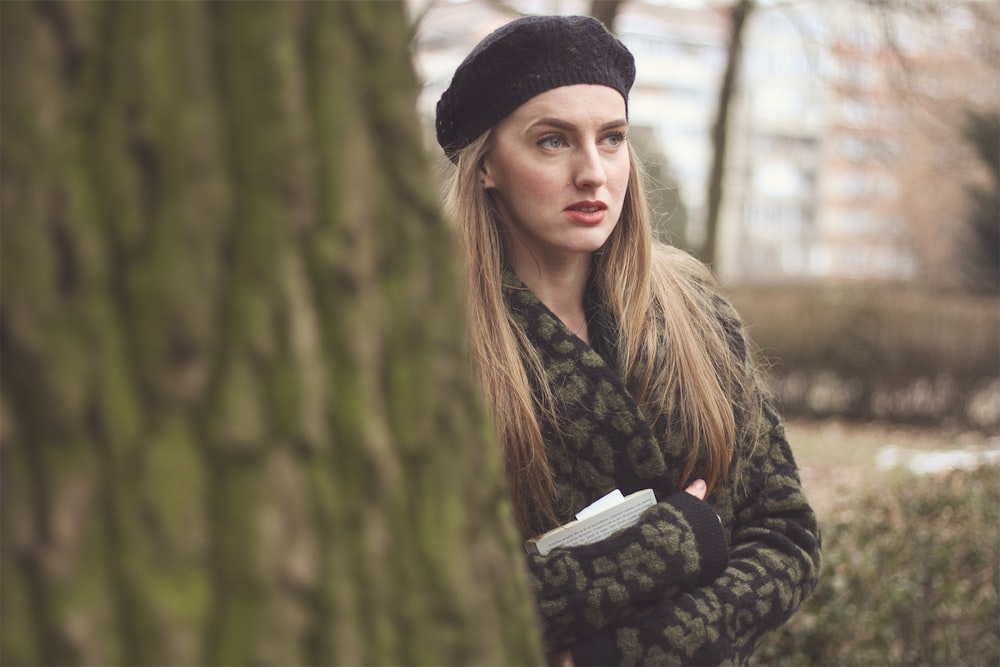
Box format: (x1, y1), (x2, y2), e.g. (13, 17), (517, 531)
(727, 286), (1000, 430)
(753, 465), (1000, 666)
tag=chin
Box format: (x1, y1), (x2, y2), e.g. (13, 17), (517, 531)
(576, 227), (616, 252)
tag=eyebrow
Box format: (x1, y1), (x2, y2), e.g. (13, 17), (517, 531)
(528, 117), (628, 133)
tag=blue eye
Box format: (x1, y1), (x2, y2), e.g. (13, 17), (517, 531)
(538, 135), (566, 150)
(604, 132), (627, 146)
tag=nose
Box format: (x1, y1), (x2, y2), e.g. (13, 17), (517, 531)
(573, 145), (607, 190)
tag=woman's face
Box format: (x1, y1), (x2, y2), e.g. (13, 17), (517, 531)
(482, 84), (630, 270)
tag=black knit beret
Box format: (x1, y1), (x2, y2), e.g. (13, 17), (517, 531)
(435, 15), (636, 162)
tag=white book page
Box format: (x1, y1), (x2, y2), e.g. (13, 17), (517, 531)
(576, 489), (624, 521)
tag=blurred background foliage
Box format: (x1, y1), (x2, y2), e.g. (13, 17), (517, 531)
(754, 464), (999, 666)
(730, 285), (999, 430)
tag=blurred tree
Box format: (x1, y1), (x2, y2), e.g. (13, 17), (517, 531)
(590, 0), (627, 30)
(629, 126), (693, 253)
(853, 0), (1000, 290)
(959, 109), (1000, 294)
(701, 0), (753, 270)
(0, 2), (541, 665)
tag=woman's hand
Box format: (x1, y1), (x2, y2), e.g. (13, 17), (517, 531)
(547, 649), (576, 667)
(685, 478), (707, 500)
(686, 478), (723, 525)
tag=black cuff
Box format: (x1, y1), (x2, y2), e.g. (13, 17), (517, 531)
(664, 490), (730, 586)
(570, 626), (619, 667)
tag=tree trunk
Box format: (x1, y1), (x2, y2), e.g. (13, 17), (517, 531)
(700, 0), (753, 269)
(0, 2), (541, 665)
(589, 0), (627, 31)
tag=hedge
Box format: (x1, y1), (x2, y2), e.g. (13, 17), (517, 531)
(753, 464), (1000, 666)
(728, 285), (1000, 430)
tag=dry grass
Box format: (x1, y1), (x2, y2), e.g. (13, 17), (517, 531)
(786, 418), (998, 514)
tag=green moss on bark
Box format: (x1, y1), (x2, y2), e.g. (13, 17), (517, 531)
(2, 2), (541, 665)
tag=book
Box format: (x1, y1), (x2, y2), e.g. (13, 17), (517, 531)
(524, 488), (657, 556)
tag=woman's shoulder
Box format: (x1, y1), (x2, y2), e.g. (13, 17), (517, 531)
(651, 243), (749, 355)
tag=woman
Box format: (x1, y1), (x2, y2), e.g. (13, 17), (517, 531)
(436, 15), (821, 666)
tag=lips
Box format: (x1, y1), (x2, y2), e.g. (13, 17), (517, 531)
(565, 200), (608, 225)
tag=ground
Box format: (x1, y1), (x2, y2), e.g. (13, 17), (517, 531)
(786, 419), (999, 514)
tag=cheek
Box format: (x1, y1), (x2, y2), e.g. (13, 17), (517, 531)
(504, 163), (562, 203)
(609, 159), (631, 200)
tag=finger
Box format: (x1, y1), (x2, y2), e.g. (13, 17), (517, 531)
(685, 478), (707, 500)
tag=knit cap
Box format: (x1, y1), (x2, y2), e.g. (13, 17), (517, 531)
(435, 15), (636, 162)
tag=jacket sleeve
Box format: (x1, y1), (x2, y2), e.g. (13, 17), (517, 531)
(569, 399), (822, 666)
(524, 489), (730, 650)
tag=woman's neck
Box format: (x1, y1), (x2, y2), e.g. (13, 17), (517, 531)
(510, 253), (592, 343)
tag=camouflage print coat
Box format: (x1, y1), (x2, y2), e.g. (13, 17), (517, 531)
(503, 270), (822, 666)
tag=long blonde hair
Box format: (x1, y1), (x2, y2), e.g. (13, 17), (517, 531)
(445, 132), (751, 537)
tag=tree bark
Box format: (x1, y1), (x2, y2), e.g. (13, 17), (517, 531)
(0, 2), (541, 665)
(700, 0), (754, 269)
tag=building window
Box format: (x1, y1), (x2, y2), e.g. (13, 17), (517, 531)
(746, 198), (806, 234)
(753, 161), (807, 197)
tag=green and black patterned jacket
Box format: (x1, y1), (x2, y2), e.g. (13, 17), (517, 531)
(503, 269), (821, 666)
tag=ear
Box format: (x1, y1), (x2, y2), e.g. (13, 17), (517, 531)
(480, 156), (497, 189)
